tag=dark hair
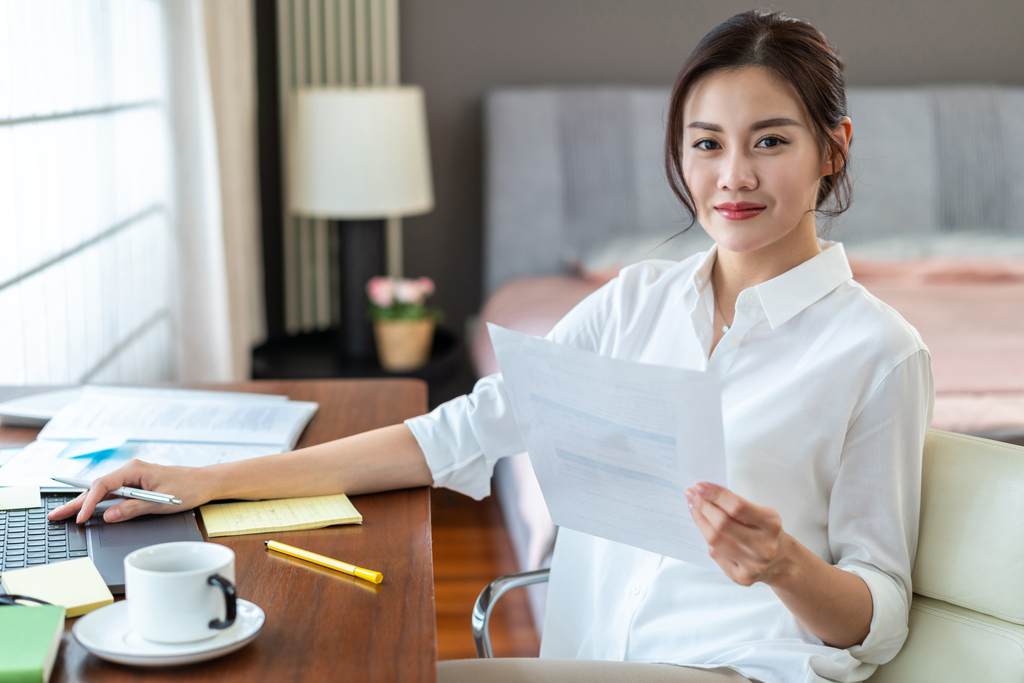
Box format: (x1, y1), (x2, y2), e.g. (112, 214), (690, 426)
(665, 11), (852, 222)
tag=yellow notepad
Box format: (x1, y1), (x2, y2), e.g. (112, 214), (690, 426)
(1, 557), (114, 617)
(200, 493), (363, 537)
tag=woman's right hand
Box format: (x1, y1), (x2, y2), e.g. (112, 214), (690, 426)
(47, 459), (215, 525)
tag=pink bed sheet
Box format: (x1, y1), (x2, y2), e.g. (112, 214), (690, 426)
(848, 258), (1024, 398)
(855, 281), (1024, 395)
(474, 261), (1024, 436)
(850, 258), (1024, 435)
(472, 276), (602, 377)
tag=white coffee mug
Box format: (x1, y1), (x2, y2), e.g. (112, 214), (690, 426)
(124, 541), (237, 644)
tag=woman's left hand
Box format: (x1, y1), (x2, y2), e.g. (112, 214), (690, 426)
(685, 482), (794, 587)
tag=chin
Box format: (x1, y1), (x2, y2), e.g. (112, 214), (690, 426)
(704, 225), (779, 254)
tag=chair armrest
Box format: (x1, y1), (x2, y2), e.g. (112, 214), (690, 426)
(472, 568), (550, 658)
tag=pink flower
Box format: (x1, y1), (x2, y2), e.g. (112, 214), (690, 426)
(416, 277), (435, 297)
(366, 277), (393, 307)
(395, 279), (424, 305)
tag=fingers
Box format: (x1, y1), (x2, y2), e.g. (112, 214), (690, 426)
(49, 491), (159, 524)
(47, 460), (161, 524)
(78, 461), (155, 522)
(688, 489), (760, 551)
(102, 498), (165, 523)
(686, 483), (785, 586)
(48, 491), (88, 521)
(688, 502), (746, 579)
(689, 482), (759, 526)
(48, 460), (204, 525)
(688, 502), (760, 585)
(75, 477), (117, 523)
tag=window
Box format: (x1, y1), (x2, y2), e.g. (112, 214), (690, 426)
(0, 0), (175, 384)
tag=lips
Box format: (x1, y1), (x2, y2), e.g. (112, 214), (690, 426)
(715, 202), (766, 220)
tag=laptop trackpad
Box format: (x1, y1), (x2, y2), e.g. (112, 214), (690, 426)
(86, 511), (204, 595)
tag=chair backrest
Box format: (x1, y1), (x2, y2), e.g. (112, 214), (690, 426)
(869, 430), (1024, 681)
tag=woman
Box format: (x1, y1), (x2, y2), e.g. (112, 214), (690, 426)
(54, 11), (932, 683)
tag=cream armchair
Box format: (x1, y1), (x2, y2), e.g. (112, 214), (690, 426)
(473, 430), (1024, 681)
(868, 430), (1024, 681)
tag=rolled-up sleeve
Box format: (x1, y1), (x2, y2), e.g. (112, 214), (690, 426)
(405, 274), (622, 500)
(830, 349), (934, 665)
(405, 373), (524, 500)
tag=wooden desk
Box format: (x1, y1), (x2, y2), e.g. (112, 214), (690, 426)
(0, 380), (437, 682)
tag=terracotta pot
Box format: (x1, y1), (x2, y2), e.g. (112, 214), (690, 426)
(373, 319), (435, 372)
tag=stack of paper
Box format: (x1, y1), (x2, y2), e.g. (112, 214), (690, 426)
(0, 386), (318, 489)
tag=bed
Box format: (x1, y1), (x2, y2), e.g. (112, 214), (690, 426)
(472, 86), (1024, 628)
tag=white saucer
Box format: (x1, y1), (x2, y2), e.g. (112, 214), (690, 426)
(72, 599), (265, 667)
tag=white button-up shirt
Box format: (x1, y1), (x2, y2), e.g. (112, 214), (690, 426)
(407, 242), (933, 683)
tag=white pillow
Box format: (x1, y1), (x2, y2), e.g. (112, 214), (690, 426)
(845, 231), (1024, 260)
(577, 229), (713, 278)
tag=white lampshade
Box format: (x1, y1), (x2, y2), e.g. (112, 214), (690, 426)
(288, 86), (434, 219)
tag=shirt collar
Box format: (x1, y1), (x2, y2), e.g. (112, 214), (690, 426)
(755, 240), (853, 328)
(685, 240), (853, 329)
(690, 246), (718, 294)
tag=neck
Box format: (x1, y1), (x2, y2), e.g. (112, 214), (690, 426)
(711, 214), (822, 318)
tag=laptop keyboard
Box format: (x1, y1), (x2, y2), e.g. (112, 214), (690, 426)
(0, 494), (89, 575)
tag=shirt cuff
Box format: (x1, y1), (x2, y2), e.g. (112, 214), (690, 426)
(841, 562), (911, 664)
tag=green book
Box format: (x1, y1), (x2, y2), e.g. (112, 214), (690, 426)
(0, 604), (66, 683)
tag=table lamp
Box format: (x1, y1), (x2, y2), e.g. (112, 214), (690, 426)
(288, 86), (434, 359)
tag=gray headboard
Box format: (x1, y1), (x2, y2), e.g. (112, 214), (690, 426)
(483, 86), (1024, 296)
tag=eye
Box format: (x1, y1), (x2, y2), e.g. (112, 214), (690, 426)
(755, 135), (787, 149)
(693, 139), (720, 151)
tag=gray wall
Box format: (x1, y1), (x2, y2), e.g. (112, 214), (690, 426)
(399, 0), (1024, 338)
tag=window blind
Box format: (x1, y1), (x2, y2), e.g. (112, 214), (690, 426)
(277, 0), (399, 334)
(0, 0), (174, 384)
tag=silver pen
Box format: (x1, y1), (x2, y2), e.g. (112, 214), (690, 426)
(51, 476), (182, 506)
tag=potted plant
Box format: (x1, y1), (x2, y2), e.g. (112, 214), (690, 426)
(366, 276), (442, 372)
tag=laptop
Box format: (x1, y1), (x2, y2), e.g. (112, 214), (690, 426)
(0, 488), (203, 595)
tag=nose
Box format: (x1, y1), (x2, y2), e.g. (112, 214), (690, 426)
(719, 149), (758, 192)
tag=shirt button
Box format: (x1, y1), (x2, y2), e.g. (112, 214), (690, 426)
(614, 652), (624, 661)
(746, 292), (757, 305)
(631, 584), (641, 596)
(730, 338), (740, 348)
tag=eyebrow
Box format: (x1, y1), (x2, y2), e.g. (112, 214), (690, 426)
(686, 117), (801, 132)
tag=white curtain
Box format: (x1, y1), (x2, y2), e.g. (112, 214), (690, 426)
(167, 0), (265, 383)
(0, 0), (265, 385)
(165, 0), (230, 382)
(203, 0), (267, 382)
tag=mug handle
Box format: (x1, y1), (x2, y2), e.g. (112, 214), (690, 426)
(207, 574), (237, 630)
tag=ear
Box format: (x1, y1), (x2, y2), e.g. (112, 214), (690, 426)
(820, 116), (853, 178)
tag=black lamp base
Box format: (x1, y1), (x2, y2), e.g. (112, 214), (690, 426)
(337, 219), (385, 360)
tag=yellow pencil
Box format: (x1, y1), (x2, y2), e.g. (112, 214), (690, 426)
(264, 540), (384, 584)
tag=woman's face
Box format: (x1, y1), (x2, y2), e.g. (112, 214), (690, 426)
(681, 67), (838, 258)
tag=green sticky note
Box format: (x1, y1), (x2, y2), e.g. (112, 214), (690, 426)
(0, 486), (41, 511)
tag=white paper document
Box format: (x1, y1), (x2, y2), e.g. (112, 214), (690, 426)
(0, 448), (23, 467)
(489, 324), (727, 568)
(0, 440), (284, 489)
(0, 389), (84, 427)
(0, 385), (288, 428)
(38, 394), (317, 448)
